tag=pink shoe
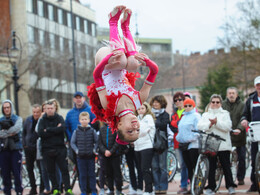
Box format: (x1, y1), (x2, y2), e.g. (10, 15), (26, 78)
(121, 8), (137, 57)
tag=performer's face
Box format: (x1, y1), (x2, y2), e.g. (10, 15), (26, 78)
(117, 114), (140, 142)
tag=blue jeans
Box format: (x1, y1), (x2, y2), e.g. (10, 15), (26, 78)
(175, 148), (188, 188)
(152, 149), (168, 191)
(0, 150), (23, 194)
(77, 157), (97, 193)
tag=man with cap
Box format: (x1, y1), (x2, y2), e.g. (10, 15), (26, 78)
(241, 75), (260, 192)
(65, 91), (96, 142)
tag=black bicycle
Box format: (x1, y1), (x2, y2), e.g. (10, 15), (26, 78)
(191, 130), (225, 195)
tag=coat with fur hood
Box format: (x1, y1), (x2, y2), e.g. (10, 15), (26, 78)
(0, 99), (23, 150)
(197, 107), (232, 151)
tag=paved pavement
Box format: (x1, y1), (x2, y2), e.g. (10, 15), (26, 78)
(1, 167), (259, 194)
(2, 175), (259, 195)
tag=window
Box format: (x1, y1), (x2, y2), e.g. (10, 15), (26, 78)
(75, 16), (80, 31)
(48, 4), (54, 20)
(58, 9), (63, 24)
(28, 26), (35, 43)
(59, 37), (64, 51)
(91, 23), (96, 36)
(68, 40), (72, 53)
(26, 0), (33, 12)
(37, 0), (44, 17)
(84, 20), (88, 34)
(49, 33), (55, 49)
(67, 12), (72, 27)
(150, 44), (162, 52)
(39, 30), (45, 45)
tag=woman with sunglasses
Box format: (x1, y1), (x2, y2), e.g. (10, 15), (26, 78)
(176, 99), (201, 194)
(197, 94), (237, 195)
(169, 92), (189, 194)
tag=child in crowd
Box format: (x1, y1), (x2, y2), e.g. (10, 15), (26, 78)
(70, 112), (98, 195)
(88, 5), (159, 143)
(98, 123), (126, 195)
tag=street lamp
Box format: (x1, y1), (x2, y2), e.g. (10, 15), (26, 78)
(6, 31), (22, 115)
(58, 0), (77, 92)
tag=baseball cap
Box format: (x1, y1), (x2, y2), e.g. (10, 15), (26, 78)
(254, 76), (260, 86)
(73, 91), (84, 97)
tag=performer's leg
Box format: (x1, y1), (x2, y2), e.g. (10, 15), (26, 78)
(121, 9), (137, 56)
(109, 5), (126, 51)
(121, 8), (139, 71)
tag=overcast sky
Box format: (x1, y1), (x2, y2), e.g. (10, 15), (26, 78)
(79, 0), (239, 54)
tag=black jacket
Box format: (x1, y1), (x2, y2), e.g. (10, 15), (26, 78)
(241, 91), (260, 122)
(222, 97), (246, 146)
(38, 113), (66, 151)
(98, 124), (122, 157)
(155, 111), (170, 134)
(23, 116), (39, 149)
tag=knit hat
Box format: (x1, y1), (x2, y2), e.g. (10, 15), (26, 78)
(183, 99), (196, 107)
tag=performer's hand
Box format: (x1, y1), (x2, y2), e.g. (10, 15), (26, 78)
(108, 50), (124, 66)
(134, 53), (149, 67)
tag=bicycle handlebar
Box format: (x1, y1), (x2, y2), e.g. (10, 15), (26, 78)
(192, 130), (226, 141)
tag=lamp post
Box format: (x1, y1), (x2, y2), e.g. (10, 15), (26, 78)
(6, 31), (22, 115)
(58, 0), (77, 92)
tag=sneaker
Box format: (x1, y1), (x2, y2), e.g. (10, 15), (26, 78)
(107, 191), (114, 195)
(128, 188), (137, 195)
(143, 193), (153, 195)
(183, 190), (191, 195)
(177, 188), (188, 194)
(81, 193), (87, 195)
(136, 189), (143, 195)
(92, 193), (97, 195)
(247, 186), (257, 193)
(228, 187), (235, 194)
(65, 189), (74, 195)
(204, 189), (215, 195)
(116, 190), (124, 195)
(99, 189), (105, 195)
(238, 180), (244, 185)
(53, 189), (61, 195)
(159, 191), (167, 194)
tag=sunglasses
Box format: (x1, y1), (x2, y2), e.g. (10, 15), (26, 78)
(211, 101), (220, 104)
(184, 105), (193, 108)
(174, 98), (183, 103)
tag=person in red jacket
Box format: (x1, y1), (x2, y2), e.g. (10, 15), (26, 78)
(169, 92), (189, 194)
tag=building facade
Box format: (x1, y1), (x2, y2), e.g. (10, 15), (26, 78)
(0, 0), (97, 117)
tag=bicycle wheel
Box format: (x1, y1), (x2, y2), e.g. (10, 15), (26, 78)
(167, 151), (177, 182)
(214, 165), (223, 192)
(255, 152), (260, 193)
(191, 155), (209, 195)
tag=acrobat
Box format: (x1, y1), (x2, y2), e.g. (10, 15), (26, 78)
(88, 6), (158, 143)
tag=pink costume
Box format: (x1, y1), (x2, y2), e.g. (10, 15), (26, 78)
(102, 69), (142, 111)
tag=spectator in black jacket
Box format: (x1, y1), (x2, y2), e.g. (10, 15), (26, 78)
(23, 104), (44, 194)
(98, 124), (125, 195)
(150, 95), (170, 194)
(70, 112), (98, 195)
(38, 101), (73, 195)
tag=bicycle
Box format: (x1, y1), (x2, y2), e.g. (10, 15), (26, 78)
(191, 130), (225, 195)
(167, 145), (178, 182)
(214, 146), (237, 192)
(248, 121), (260, 193)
